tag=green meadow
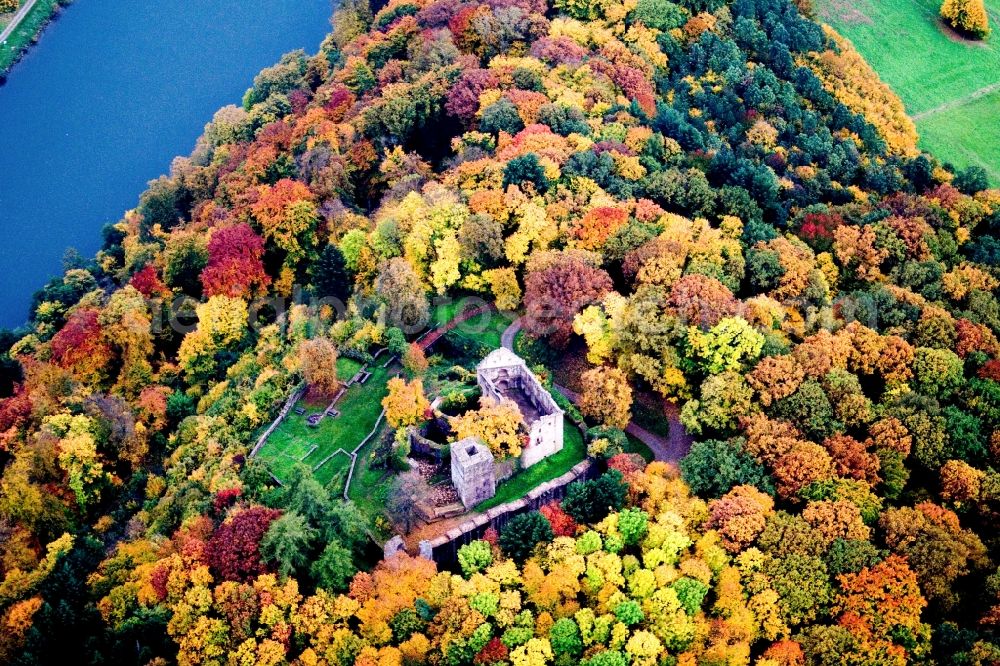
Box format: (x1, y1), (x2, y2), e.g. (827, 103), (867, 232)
(815, 0), (1000, 182)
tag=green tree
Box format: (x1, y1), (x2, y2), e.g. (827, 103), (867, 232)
(680, 437), (774, 498)
(503, 153), (550, 193)
(163, 233), (208, 296)
(561, 470), (628, 524)
(261, 511), (317, 577)
(310, 541), (357, 591)
(632, 0), (689, 29)
(310, 244), (352, 302)
(550, 617), (583, 658)
(766, 553), (832, 627)
(458, 540), (493, 578)
(912, 347), (964, 399)
(499, 512), (554, 562)
(773, 379), (839, 441)
(480, 98), (524, 135)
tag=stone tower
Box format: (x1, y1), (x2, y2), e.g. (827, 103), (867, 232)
(450, 437), (496, 509)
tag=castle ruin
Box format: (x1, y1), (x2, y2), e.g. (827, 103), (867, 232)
(476, 348), (564, 468)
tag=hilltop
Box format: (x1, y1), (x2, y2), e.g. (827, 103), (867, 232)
(1, 0), (999, 663)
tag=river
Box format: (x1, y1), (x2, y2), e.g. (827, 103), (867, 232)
(0, 0), (332, 328)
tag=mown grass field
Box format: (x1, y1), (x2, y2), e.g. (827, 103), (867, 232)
(815, 0), (1000, 182)
(429, 299), (515, 350)
(257, 357), (393, 491)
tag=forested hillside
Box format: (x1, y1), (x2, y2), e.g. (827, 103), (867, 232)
(1, 0), (1000, 663)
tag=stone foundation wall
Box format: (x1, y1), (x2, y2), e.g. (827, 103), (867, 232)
(408, 428), (446, 463)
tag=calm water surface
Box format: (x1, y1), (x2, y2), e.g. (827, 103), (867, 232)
(0, 0), (332, 327)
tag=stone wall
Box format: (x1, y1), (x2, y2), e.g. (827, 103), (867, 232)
(494, 457), (517, 483)
(420, 459), (596, 570)
(522, 411), (563, 467)
(250, 384), (305, 458)
(408, 427), (446, 463)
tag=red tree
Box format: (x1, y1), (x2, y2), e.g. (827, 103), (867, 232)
(213, 487), (242, 516)
(667, 274), (741, 328)
(475, 637), (510, 664)
(207, 506), (281, 582)
(129, 265), (169, 298)
(539, 501), (578, 537)
(798, 211), (843, 250)
(0, 386), (32, 452)
(824, 434), (881, 484)
(446, 68), (500, 122)
(200, 223), (271, 298)
(524, 253), (613, 347)
(571, 206), (629, 250)
(49, 308), (113, 376)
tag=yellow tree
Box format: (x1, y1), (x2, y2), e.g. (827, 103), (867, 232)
(579, 366), (633, 430)
(451, 398), (525, 458)
(177, 295), (249, 384)
(383, 377), (430, 428)
(941, 0), (991, 38)
(299, 338), (340, 399)
(45, 414), (108, 509)
(483, 268), (522, 311)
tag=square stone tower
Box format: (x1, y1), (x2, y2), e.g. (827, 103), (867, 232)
(451, 437), (496, 509)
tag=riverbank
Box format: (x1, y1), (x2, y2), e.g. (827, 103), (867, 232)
(0, 0), (333, 327)
(0, 0), (69, 78)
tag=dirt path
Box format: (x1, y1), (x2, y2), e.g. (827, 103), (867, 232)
(0, 0), (39, 44)
(502, 318), (693, 463)
(912, 81), (1000, 120)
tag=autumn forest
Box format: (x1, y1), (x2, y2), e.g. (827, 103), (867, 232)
(1, 0), (1000, 664)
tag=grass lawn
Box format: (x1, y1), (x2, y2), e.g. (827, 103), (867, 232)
(0, 1), (62, 74)
(917, 89), (1000, 183)
(347, 420), (395, 542)
(430, 299), (515, 350)
(475, 418), (586, 512)
(256, 358), (393, 491)
(814, 0), (1000, 182)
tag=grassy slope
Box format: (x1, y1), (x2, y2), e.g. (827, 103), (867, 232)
(475, 418), (587, 512)
(0, 1), (61, 75)
(814, 0), (1000, 181)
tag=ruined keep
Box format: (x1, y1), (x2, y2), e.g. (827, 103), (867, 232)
(477, 348), (564, 468)
(451, 437), (496, 509)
